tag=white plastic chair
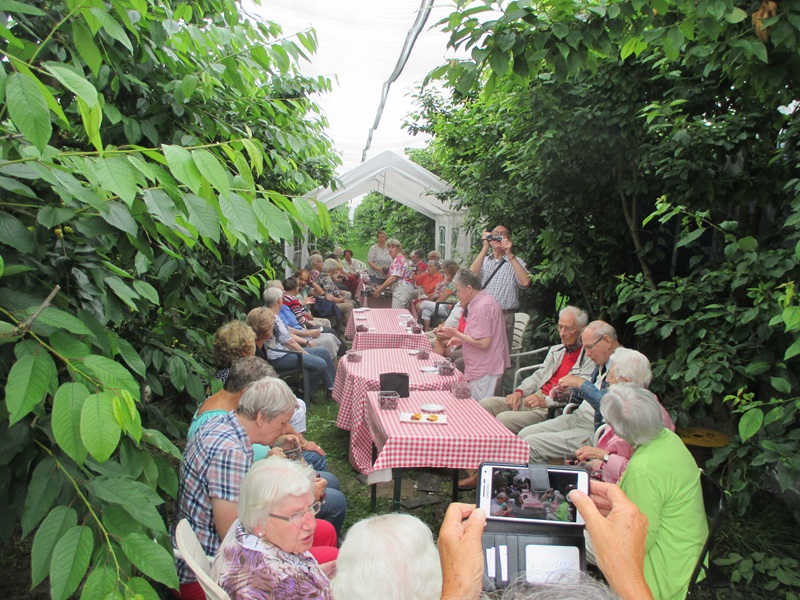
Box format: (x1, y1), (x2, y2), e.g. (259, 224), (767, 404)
(174, 519), (231, 600)
(508, 312), (532, 371)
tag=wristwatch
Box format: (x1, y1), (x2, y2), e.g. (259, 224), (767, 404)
(603, 453), (610, 463)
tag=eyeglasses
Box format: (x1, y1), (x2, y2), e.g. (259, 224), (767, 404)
(269, 501), (321, 524)
(557, 324), (576, 332)
(584, 336), (606, 351)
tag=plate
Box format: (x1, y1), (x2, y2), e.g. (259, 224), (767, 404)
(420, 366), (438, 373)
(354, 307), (370, 312)
(408, 349), (420, 355)
(368, 326), (376, 331)
(420, 403), (445, 413)
(400, 412), (448, 424)
(355, 316), (368, 320)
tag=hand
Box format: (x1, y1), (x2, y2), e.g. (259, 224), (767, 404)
(523, 393), (546, 409)
(441, 326), (459, 339)
(372, 288), (381, 298)
(313, 477), (328, 502)
(308, 328), (321, 338)
(307, 341), (315, 347)
(559, 375), (586, 389)
(305, 296), (316, 305)
(267, 447), (286, 459)
(586, 459), (603, 473)
(438, 503), (486, 600)
(303, 441), (325, 456)
(448, 337), (462, 348)
(382, 266), (389, 274)
(500, 238), (514, 257)
(568, 482), (653, 600)
(576, 445), (605, 461)
(506, 391), (522, 411)
(480, 230), (492, 245)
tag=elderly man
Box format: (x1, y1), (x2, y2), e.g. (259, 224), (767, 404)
(441, 269), (509, 400)
(517, 320), (621, 463)
(480, 306), (595, 434)
(171, 377), (346, 597)
(469, 225), (530, 345)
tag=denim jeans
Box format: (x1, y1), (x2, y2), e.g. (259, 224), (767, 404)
(270, 347), (335, 396)
(317, 470), (346, 536)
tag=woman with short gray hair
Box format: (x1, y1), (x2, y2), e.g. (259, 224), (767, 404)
(599, 383), (707, 599)
(316, 258), (354, 326)
(372, 238), (417, 309)
(574, 349), (674, 483)
(212, 456), (337, 598)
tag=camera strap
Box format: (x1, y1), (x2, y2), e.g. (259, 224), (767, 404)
(482, 257), (508, 289)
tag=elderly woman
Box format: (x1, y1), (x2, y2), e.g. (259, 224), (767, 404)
(372, 239), (416, 309)
(441, 269), (509, 399)
(267, 280), (343, 360)
(416, 259), (443, 295)
(413, 260), (458, 328)
(574, 348), (675, 483)
(367, 230), (392, 285)
(211, 457), (335, 599)
(212, 320), (257, 383)
(331, 514), (442, 600)
(317, 258), (355, 326)
(295, 269), (333, 330)
(248, 301), (336, 400)
(341, 249), (367, 275)
(600, 383), (707, 600)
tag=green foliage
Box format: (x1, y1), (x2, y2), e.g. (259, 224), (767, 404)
(352, 191), (435, 254)
(0, 0), (339, 596)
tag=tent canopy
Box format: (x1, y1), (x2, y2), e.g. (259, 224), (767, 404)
(293, 150), (472, 268)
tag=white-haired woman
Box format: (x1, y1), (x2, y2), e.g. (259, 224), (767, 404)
(600, 383), (706, 600)
(574, 348), (675, 483)
(317, 258), (354, 326)
(331, 514), (442, 600)
(372, 238), (416, 309)
(211, 457), (337, 599)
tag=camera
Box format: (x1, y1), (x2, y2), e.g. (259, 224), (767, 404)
(485, 233), (505, 242)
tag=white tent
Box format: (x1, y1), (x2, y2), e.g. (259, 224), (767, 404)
(289, 150), (472, 270)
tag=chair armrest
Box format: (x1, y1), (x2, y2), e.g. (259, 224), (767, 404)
(511, 346), (550, 389)
(430, 301), (456, 327)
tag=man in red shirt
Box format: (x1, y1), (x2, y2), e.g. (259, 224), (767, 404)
(480, 305), (595, 434)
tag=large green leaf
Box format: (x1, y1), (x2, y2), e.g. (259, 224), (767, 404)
(142, 189), (178, 228)
(80, 566), (117, 600)
(192, 149), (230, 199)
(183, 193), (221, 241)
(80, 391), (122, 463)
(142, 428), (182, 460)
(90, 8), (133, 53)
(72, 21), (102, 76)
(220, 193), (258, 241)
(167, 355), (187, 391)
(42, 62), (99, 108)
(0, 211), (35, 254)
(104, 275), (139, 310)
(90, 477), (166, 534)
(99, 201), (138, 235)
(92, 157), (138, 207)
(121, 533), (179, 588)
(163, 145), (203, 195)
(49, 525), (94, 600)
(116, 337), (146, 377)
(253, 197), (293, 242)
(83, 354), (139, 399)
(21, 457), (63, 537)
(6, 348), (57, 424)
(739, 408), (763, 442)
(127, 577), (161, 600)
(31, 506), (77, 588)
(52, 382), (90, 465)
(6, 72), (51, 152)
(35, 306), (93, 336)
(132, 280), (159, 305)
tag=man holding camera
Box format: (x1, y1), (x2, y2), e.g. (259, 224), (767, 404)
(469, 225), (530, 346)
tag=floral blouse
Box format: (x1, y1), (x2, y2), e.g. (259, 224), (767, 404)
(367, 244), (392, 278)
(211, 520), (332, 600)
(388, 255), (415, 288)
(317, 273), (342, 298)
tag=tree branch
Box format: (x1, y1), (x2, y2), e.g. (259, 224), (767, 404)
(0, 285), (61, 339)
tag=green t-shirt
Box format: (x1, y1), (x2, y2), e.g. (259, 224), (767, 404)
(619, 429), (708, 600)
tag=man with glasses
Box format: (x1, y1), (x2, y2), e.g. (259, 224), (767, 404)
(517, 320), (621, 463)
(479, 306), (595, 434)
(469, 225), (530, 346)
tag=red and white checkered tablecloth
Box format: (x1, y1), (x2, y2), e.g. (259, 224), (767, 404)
(362, 390), (530, 477)
(345, 308), (433, 351)
(333, 348), (465, 469)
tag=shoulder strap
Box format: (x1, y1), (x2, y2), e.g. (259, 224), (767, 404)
(481, 257), (508, 289)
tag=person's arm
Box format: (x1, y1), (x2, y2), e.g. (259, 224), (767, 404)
(444, 326), (491, 350)
(502, 240), (531, 287)
(568, 482), (653, 600)
(211, 498), (238, 541)
(373, 275), (397, 296)
(576, 381), (607, 412)
(438, 503), (486, 600)
(468, 231), (492, 276)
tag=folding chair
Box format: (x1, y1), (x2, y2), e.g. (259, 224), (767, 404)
(174, 519), (231, 600)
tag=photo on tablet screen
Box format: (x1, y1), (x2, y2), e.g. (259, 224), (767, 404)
(479, 466), (587, 525)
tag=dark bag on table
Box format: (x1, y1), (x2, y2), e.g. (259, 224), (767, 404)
(380, 372), (409, 398)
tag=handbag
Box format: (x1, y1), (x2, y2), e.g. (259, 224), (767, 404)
(380, 372), (410, 398)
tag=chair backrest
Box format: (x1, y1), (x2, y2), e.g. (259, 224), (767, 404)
(511, 312), (531, 352)
(175, 519), (231, 600)
(689, 470), (727, 590)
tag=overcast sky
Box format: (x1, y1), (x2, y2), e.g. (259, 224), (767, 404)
(247, 0), (467, 176)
